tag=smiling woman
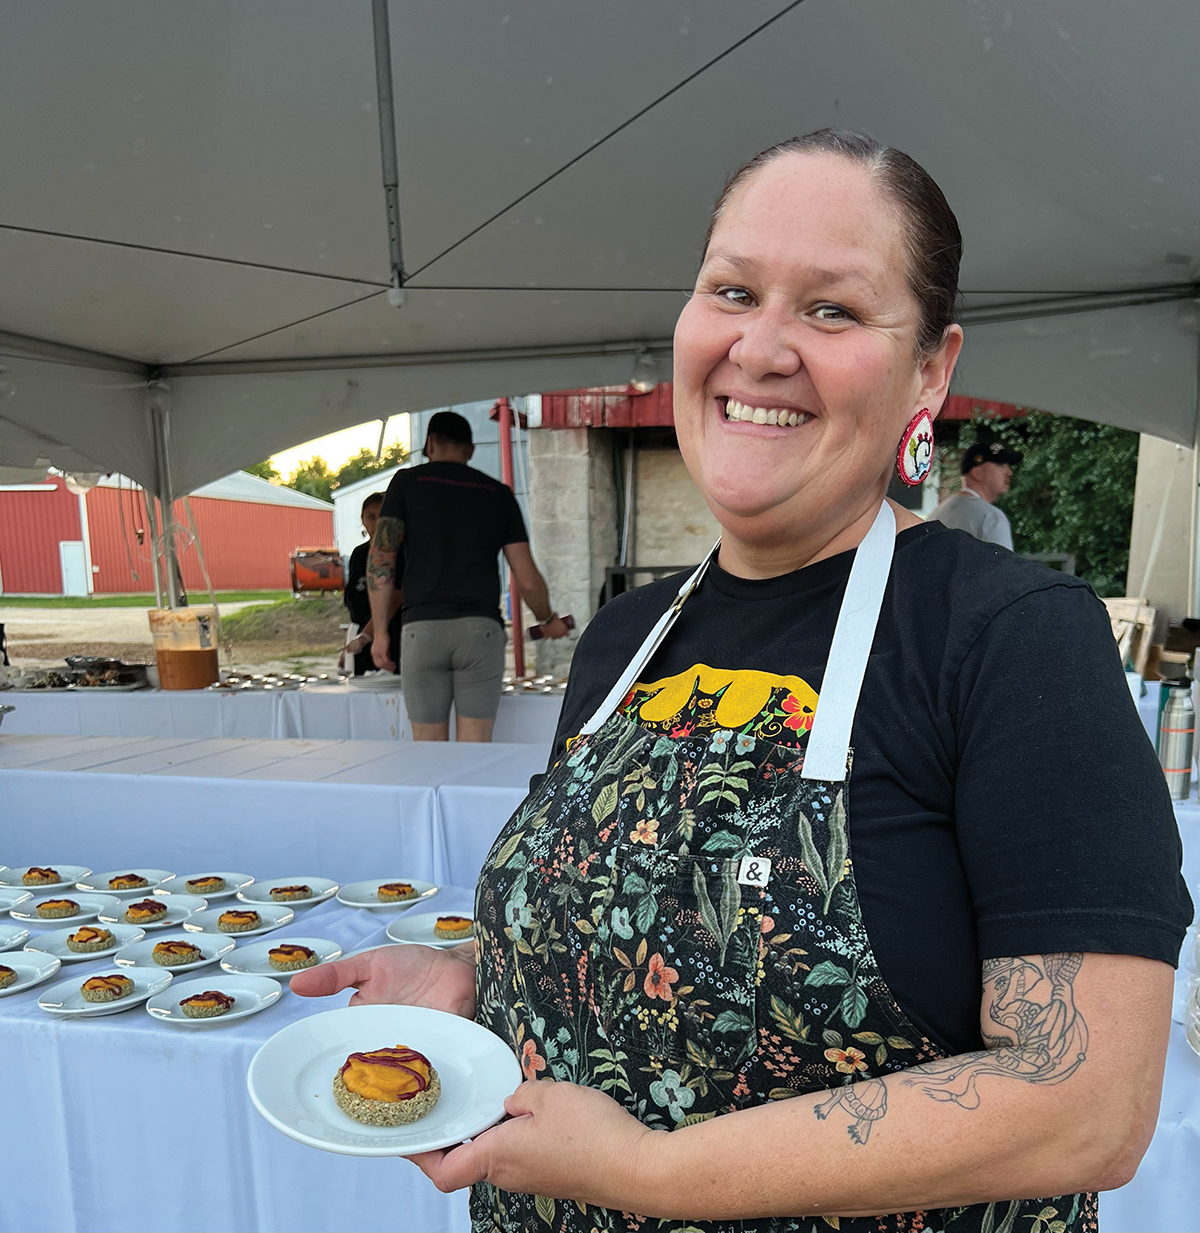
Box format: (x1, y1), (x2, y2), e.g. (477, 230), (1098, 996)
(292, 131), (1191, 1233)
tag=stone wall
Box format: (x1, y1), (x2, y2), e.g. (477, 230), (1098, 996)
(633, 443), (720, 569)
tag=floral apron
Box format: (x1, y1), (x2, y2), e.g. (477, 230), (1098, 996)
(473, 504), (1094, 1233)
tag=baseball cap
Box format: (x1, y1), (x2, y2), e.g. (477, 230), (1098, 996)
(960, 440), (1022, 474)
(423, 410), (473, 456)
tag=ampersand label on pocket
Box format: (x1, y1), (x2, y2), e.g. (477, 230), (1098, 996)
(737, 855), (771, 887)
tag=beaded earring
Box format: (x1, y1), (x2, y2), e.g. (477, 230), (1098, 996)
(896, 408), (934, 486)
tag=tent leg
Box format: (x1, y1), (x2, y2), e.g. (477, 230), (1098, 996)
(149, 397), (181, 608)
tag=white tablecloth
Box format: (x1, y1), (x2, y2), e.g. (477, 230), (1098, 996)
(0, 686), (563, 745)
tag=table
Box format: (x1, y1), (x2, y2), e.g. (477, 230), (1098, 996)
(0, 686), (564, 745)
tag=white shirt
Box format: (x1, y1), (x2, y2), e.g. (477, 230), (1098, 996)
(927, 487), (1013, 550)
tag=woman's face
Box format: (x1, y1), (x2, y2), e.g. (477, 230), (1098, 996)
(673, 152), (960, 544)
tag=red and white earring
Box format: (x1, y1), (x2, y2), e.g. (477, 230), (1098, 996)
(896, 408), (934, 487)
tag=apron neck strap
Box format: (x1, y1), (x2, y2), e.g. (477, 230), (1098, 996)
(800, 501), (896, 780)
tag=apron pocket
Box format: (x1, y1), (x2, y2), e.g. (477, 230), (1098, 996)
(593, 844), (759, 1070)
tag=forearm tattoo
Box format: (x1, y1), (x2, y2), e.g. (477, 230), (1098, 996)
(366, 516), (404, 591)
(815, 953), (1088, 1143)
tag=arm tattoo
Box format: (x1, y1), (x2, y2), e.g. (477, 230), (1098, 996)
(814, 953), (1088, 1143)
(366, 517), (404, 591)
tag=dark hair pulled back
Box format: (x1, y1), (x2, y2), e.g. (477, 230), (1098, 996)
(705, 129), (961, 357)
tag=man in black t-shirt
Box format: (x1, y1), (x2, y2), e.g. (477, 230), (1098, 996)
(369, 411), (568, 741)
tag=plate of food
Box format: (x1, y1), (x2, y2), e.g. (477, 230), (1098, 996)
(336, 879), (439, 912)
(38, 966), (172, 1017)
(0, 889), (33, 916)
(0, 922), (30, 951)
(220, 936), (343, 979)
(97, 894), (207, 930)
(156, 872), (255, 900)
(146, 973), (281, 1026)
(183, 904), (295, 937)
(346, 672), (402, 691)
(76, 869), (174, 896)
(0, 865), (92, 891)
(0, 952), (62, 998)
(11, 893), (119, 926)
(25, 923), (145, 962)
(386, 912), (474, 949)
(247, 1004), (522, 1156)
(237, 877), (339, 908)
(113, 930), (235, 972)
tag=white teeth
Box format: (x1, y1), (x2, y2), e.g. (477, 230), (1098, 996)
(765, 409), (778, 425)
(788, 413), (798, 426)
(752, 407), (767, 424)
(723, 398), (808, 426)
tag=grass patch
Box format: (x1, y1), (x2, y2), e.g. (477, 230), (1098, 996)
(220, 595), (345, 652)
(0, 591), (290, 609)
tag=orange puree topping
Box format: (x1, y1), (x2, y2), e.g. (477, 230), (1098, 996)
(70, 927), (106, 943)
(83, 974), (131, 994)
(341, 1046), (432, 1102)
(109, 874), (147, 888)
(126, 899), (165, 917)
(154, 940), (198, 955)
(270, 944), (314, 961)
(41, 899), (77, 912)
(436, 916), (471, 928)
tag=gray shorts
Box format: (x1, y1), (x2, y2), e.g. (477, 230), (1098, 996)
(401, 616), (506, 724)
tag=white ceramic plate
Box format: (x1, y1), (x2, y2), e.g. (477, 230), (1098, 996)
(347, 672), (402, 690)
(237, 877), (339, 909)
(156, 871), (255, 900)
(25, 923), (145, 963)
(386, 911), (475, 950)
(146, 973), (281, 1026)
(247, 1004), (522, 1156)
(76, 868), (174, 896)
(220, 936), (343, 979)
(39, 966), (172, 1017)
(12, 893), (119, 926)
(113, 930), (235, 972)
(0, 864), (92, 891)
(0, 951), (62, 998)
(0, 888), (33, 916)
(336, 879), (439, 912)
(98, 893), (207, 930)
(183, 904), (295, 937)
(0, 922), (30, 951)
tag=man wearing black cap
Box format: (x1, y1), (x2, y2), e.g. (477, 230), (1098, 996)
(928, 440), (1021, 549)
(368, 410), (568, 741)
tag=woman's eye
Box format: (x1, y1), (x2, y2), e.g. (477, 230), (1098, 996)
(812, 303), (854, 322)
(715, 286), (754, 307)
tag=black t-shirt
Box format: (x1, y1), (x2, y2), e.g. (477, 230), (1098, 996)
(343, 541), (373, 627)
(552, 521), (1193, 1056)
(379, 462), (528, 624)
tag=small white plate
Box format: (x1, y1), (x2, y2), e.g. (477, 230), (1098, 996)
(247, 1004), (522, 1156)
(76, 869), (174, 896)
(386, 911), (475, 950)
(347, 672), (402, 690)
(113, 931), (235, 972)
(0, 889), (33, 916)
(12, 893), (120, 926)
(237, 877), (339, 909)
(98, 893), (207, 930)
(147, 973), (281, 1026)
(220, 936), (343, 979)
(336, 879), (439, 912)
(25, 923), (145, 963)
(0, 865), (92, 891)
(157, 871), (255, 900)
(39, 966), (171, 1017)
(183, 904), (295, 937)
(0, 922), (31, 951)
(0, 951), (62, 998)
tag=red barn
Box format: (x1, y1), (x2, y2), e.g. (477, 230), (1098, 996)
(0, 472), (334, 596)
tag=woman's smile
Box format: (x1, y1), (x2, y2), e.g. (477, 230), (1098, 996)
(718, 396), (814, 429)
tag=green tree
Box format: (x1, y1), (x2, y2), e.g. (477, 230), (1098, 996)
(335, 442), (409, 490)
(287, 456), (336, 503)
(243, 460), (280, 482)
(938, 409), (1139, 597)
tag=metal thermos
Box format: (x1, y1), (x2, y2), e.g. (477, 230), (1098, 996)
(1158, 682), (1195, 800)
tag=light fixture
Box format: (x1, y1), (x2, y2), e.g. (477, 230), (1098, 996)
(1176, 300), (1200, 336)
(0, 367), (15, 399)
(387, 272), (407, 308)
(630, 349), (658, 394)
(147, 379), (172, 415)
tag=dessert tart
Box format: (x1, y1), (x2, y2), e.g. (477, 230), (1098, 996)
(67, 926), (115, 953)
(81, 973), (134, 1003)
(0, 965), (17, 991)
(432, 915), (474, 941)
(124, 898), (168, 924)
(22, 867), (60, 886)
(108, 873), (149, 891)
(36, 898), (80, 919)
(152, 939), (203, 967)
(268, 943), (318, 972)
(179, 989), (236, 1018)
(377, 882), (417, 903)
(269, 885), (312, 903)
(218, 909), (261, 933)
(186, 875), (226, 895)
(333, 1046), (441, 1126)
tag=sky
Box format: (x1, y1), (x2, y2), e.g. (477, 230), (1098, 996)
(269, 415), (411, 480)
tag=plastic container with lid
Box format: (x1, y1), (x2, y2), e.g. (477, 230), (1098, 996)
(148, 606), (220, 690)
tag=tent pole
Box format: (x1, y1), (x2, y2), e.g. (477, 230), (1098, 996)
(1192, 337), (1200, 620)
(149, 393), (181, 609)
(371, 0), (407, 302)
(498, 397), (524, 677)
(142, 494), (165, 609)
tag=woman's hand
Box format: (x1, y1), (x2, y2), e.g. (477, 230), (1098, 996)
(289, 943), (476, 1018)
(408, 1079), (660, 1210)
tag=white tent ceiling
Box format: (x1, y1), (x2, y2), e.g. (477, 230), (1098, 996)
(0, 0), (1196, 497)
